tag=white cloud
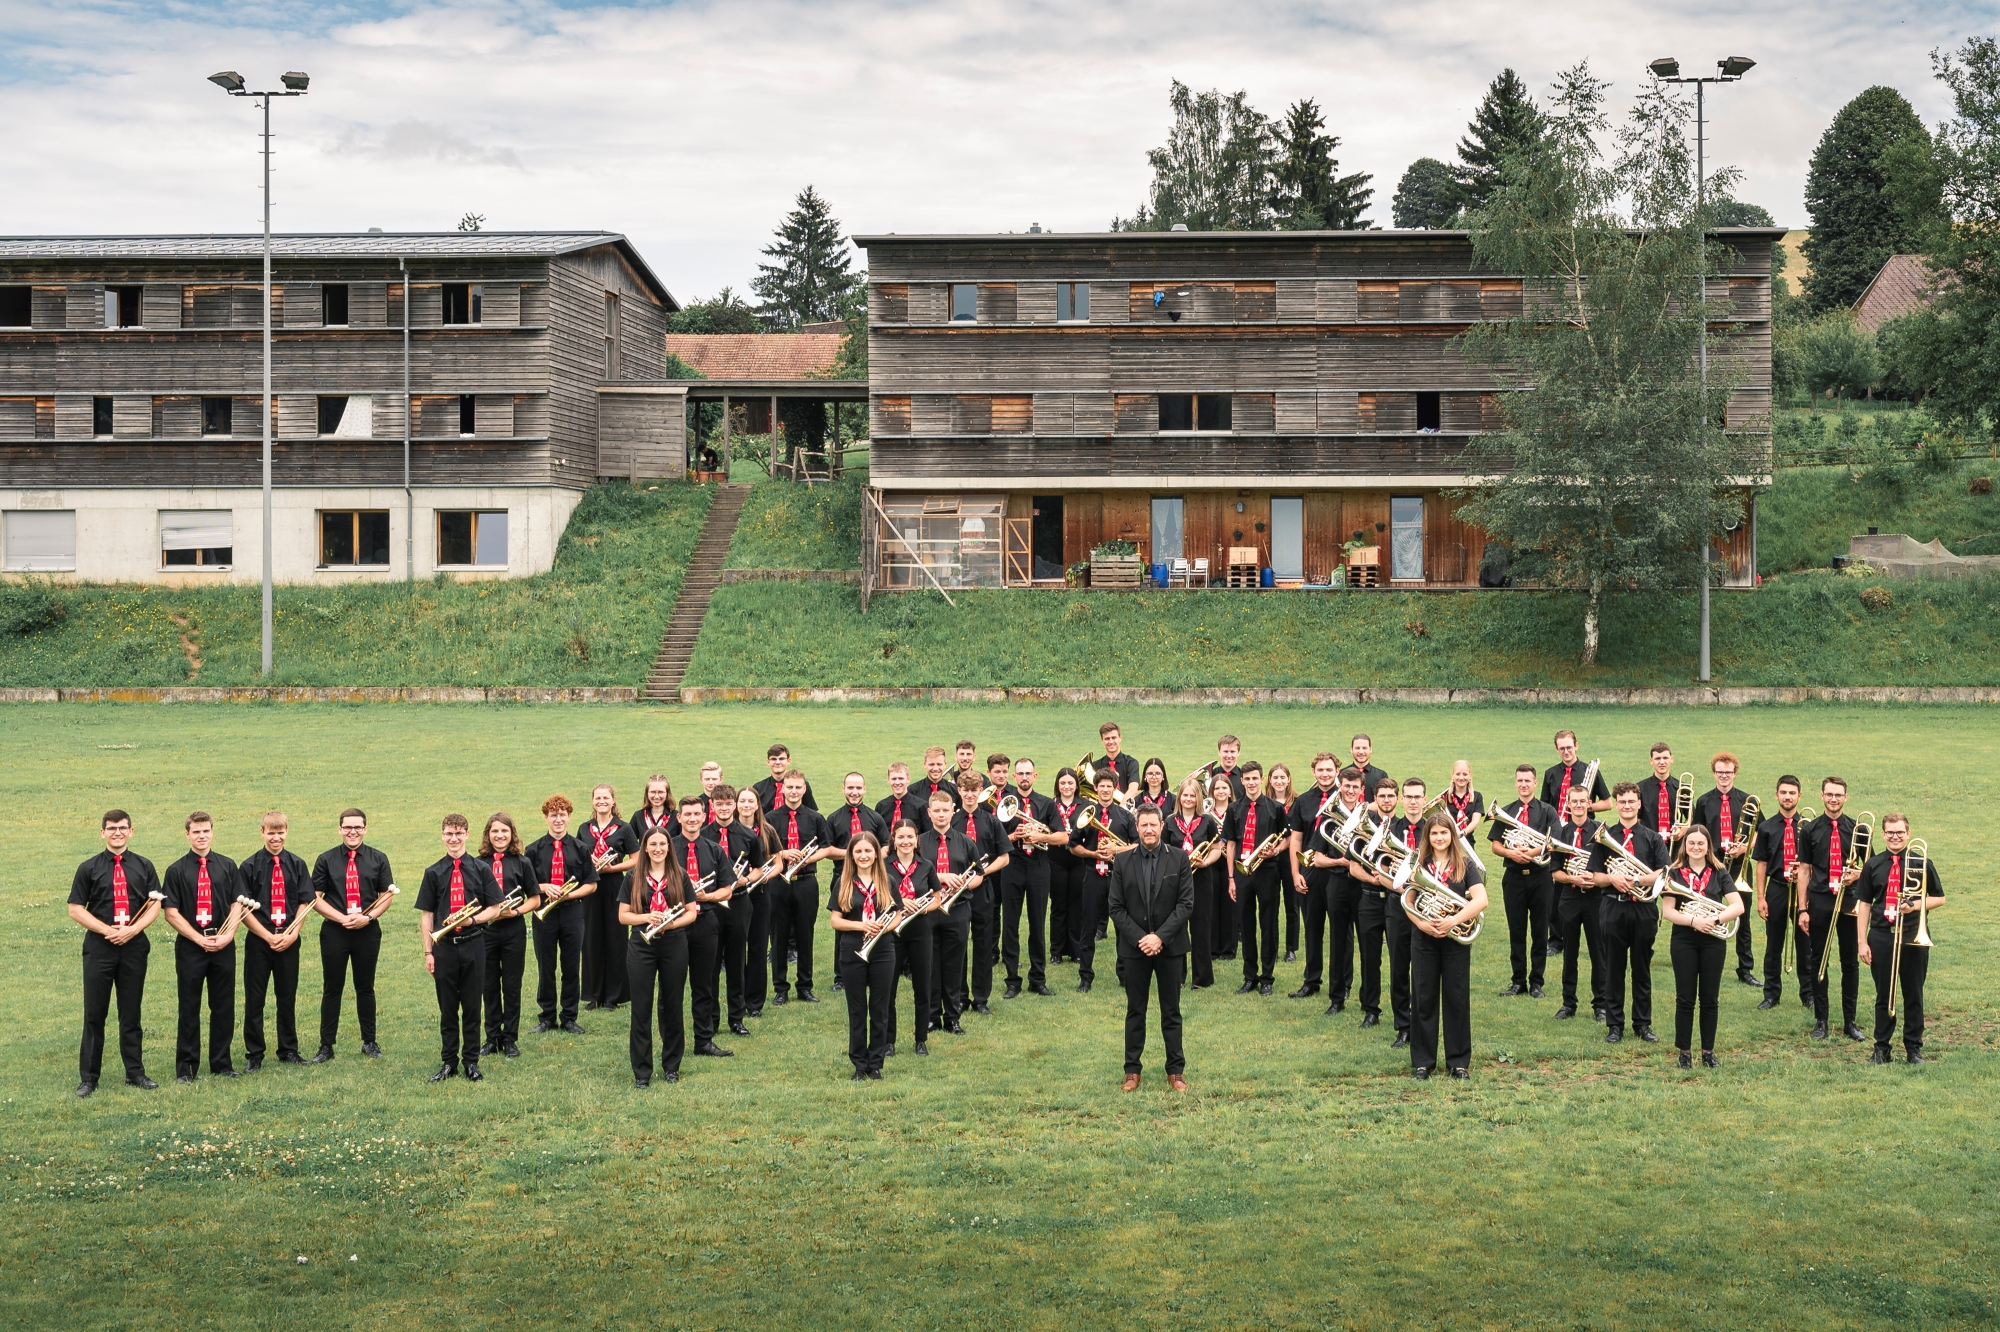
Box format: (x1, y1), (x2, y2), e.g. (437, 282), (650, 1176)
(0, 0), (1989, 298)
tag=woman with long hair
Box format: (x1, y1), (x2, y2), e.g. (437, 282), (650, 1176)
(1047, 767), (1091, 968)
(1662, 826), (1743, 1069)
(476, 812), (541, 1060)
(582, 783), (637, 1013)
(1207, 773), (1241, 962)
(734, 785), (780, 1019)
(884, 818), (941, 1056)
(631, 774), (674, 844)
(1403, 812), (1488, 1081)
(829, 831), (896, 1079)
(620, 823), (697, 1087)
(1164, 778), (1224, 990)
(1267, 763), (1301, 962)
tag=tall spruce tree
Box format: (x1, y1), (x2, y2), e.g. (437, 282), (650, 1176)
(1113, 82), (1274, 230)
(1801, 86), (1929, 313)
(1392, 157), (1458, 228)
(752, 186), (859, 330)
(1270, 98), (1374, 228)
(1451, 69), (1546, 213)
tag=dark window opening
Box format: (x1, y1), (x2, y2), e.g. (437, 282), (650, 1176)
(460, 394), (477, 435)
(109, 286), (143, 328)
(1158, 394), (1193, 432)
(1031, 494), (1065, 580)
(317, 396), (348, 435)
(320, 510), (391, 567)
(1197, 394), (1232, 431)
(0, 287), (29, 327)
(442, 283), (473, 324)
(92, 397), (113, 437)
(201, 396), (233, 436)
(1056, 282), (1090, 321)
(322, 283), (349, 326)
(1416, 391), (1441, 431)
(436, 510), (508, 567)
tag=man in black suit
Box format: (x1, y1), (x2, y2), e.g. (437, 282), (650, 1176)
(1107, 806), (1195, 1092)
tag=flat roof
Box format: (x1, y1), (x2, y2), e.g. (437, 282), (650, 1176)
(854, 226), (1791, 245)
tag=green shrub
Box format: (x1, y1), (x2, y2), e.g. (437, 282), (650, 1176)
(0, 578), (69, 635)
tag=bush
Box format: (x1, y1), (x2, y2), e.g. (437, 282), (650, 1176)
(1859, 585), (1893, 610)
(1802, 315), (1881, 402)
(0, 578), (69, 635)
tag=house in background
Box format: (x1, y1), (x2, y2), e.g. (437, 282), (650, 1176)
(659, 331), (863, 479)
(855, 228), (1777, 592)
(0, 231), (683, 584)
(1853, 254), (1936, 333)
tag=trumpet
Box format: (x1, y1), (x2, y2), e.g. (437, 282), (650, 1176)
(1726, 793), (1761, 893)
(429, 891), (501, 943)
(1239, 831), (1289, 873)
(781, 838), (821, 883)
(641, 899), (697, 942)
(534, 878), (583, 921)
(933, 855), (990, 913)
(856, 904), (909, 961)
(1487, 805), (1555, 866)
(1662, 877), (1739, 939)
(1402, 863), (1482, 944)
(1670, 772), (1696, 839)
(1592, 827), (1664, 901)
(1887, 839), (1935, 1017)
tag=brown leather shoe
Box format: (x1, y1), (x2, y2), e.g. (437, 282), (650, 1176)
(1168, 1074), (1188, 1092)
(1121, 1072), (1141, 1092)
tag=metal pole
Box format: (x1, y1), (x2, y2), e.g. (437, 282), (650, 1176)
(401, 257), (412, 580)
(260, 93), (274, 677)
(1696, 79), (1711, 684)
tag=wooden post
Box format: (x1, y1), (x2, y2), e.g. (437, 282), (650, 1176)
(770, 394), (780, 478)
(721, 393), (731, 480)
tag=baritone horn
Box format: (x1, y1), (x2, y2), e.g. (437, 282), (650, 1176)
(1662, 878), (1739, 939)
(1592, 827), (1663, 901)
(1402, 863), (1482, 945)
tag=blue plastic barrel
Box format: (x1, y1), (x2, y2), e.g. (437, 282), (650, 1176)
(1260, 567), (1275, 588)
(1152, 563), (1169, 587)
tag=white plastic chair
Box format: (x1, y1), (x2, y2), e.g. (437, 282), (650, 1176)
(1190, 557), (1211, 588)
(1170, 557), (1191, 587)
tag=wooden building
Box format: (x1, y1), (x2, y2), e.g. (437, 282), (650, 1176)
(0, 231), (681, 584)
(854, 228), (1775, 591)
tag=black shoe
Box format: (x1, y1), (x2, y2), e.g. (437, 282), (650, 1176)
(464, 1063), (483, 1082)
(1392, 1033), (1409, 1049)
(1284, 950), (1297, 962)
(1636, 1025), (1658, 1043)
(246, 1057), (264, 1072)
(75, 1081), (96, 1098)
(310, 1046), (335, 1064)
(1554, 1006), (1576, 1020)
(661, 1071), (679, 1083)
(532, 1020), (556, 1033)
(561, 1021), (587, 1035)
(635, 1074), (651, 1089)
(1324, 1001), (1343, 1016)
(1756, 997), (1779, 1010)
(1258, 982), (1273, 996)
(278, 1051), (306, 1065)
(1360, 1012), (1380, 1029)
(851, 1069), (868, 1081)
(730, 1021), (751, 1037)
(502, 1043), (520, 1059)
(1677, 1050), (1693, 1069)
(1235, 981), (1257, 995)
(362, 1042), (382, 1058)
(1606, 1028), (1623, 1044)
(1844, 1022), (1866, 1042)
(1907, 1051), (1925, 1065)
(1592, 1006), (1606, 1023)
(772, 993), (789, 1007)
(914, 1042), (929, 1056)
(1870, 1046), (1892, 1064)
(479, 1041), (499, 1057)
(866, 1069), (883, 1081)
(1701, 1052), (1719, 1068)
(428, 1064), (457, 1082)
(176, 1073), (195, 1085)
(1289, 984), (1318, 999)
(1003, 983), (1023, 999)
(128, 1073), (159, 1089)
(694, 1041), (734, 1058)
(1502, 983), (1526, 996)
(1449, 1067), (1469, 1080)
(788, 949), (798, 963)
(1413, 1066), (1431, 1081)
(973, 1002), (992, 1016)
(748, 1005), (764, 1019)
(1529, 985), (1545, 999)
(884, 1044), (897, 1058)
(1545, 942), (1564, 958)
(832, 980), (845, 993)
(1737, 969), (1760, 987)
(1030, 983), (1054, 996)
(947, 1019), (966, 1034)
(222, 1067), (242, 1078)
(1811, 1021), (1829, 1040)
(1076, 980), (1092, 994)
(583, 1001), (600, 1012)
(796, 991), (819, 1004)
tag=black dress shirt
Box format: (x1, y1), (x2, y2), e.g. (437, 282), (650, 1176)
(1555, 819), (1601, 887)
(754, 775), (817, 814)
(581, 817), (639, 899)
(1799, 815), (1858, 898)
(1489, 798), (1558, 882)
(1108, 843), (1195, 957)
(1691, 788), (1754, 859)
(1635, 775), (1685, 836)
(239, 847), (314, 931)
(997, 790), (1062, 862)
(524, 834), (600, 917)
(311, 843), (395, 912)
(886, 856), (940, 908)
(631, 806), (675, 845)
(416, 854), (502, 938)
(826, 874), (895, 960)
(1853, 850), (1944, 933)
(917, 827), (984, 883)
(770, 805), (834, 881)
(1224, 795), (1286, 875)
(69, 849), (163, 928)
(1352, 763), (1392, 802)
(830, 802), (889, 850)
(1091, 752), (1140, 794)
(1751, 812), (1808, 884)
(164, 850), (242, 935)
(670, 832), (736, 904)
(1541, 760), (1608, 811)
(1665, 865), (1732, 939)
(907, 777), (962, 813)
(482, 849), (540, 916)
(1587, 822), (1670, 898)
(1163, 811), (1220, 863)
(875, 791), (925, 833)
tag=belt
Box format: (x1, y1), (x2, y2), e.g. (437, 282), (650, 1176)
(438, 930), (481, 944)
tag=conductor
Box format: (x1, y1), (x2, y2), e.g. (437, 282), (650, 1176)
(1107, 806), (1195, 1092)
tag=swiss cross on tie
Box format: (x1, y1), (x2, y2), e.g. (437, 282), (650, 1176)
(270, 857), (287, 925)
(195, 855), (213, 927)
(934, 835), (951, 877)
(1242, 804), (1257, 857)
(1885, 855), (1904, 921)
(1719, 796), (1734, 847)
(111, 853), (130, 925)
(448, 857), (465, 916)
(1656, 782), (1670, 835)
(686, 840), (700, 885)
(1782, 816), (1797, 874)
(345, 849), (361, 912)
(551, 839), (566, 887)
(850, 808), (864, 840)
(1828, 823), (1844, 886)
(492, 853), (505, 898)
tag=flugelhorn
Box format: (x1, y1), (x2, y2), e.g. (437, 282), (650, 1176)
(933, 854), (990, 913)
(1239, 831), (1288, 873)
(1403, 863), (1482, 944)
(534, 878), (582, 920)
(1661, 876), (1738, 939)
(1887, 838), (1934, 1016)
(1592, 827), (1663, 901)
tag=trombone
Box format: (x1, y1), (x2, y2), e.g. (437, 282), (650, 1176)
(1887, 838), (1934, 1017)
(1817, 812), (1873, 985)
(1670, 772), (1695, 840)
(1592, 827), (1664, 901)
(1726, 793), (1761, 894)
(1775, 806), (1816, 976)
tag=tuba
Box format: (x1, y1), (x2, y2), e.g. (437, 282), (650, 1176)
(1592, 827), (1664, 901)
(1402, 863), (1482, 945)
(1886, 838), (1935, 1017)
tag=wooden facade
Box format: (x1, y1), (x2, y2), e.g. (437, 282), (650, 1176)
(855, 228), (1776, 590)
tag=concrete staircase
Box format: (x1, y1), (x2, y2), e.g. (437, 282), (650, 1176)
(642, 483), (751, 702)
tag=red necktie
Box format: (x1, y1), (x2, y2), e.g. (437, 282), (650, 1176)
(449, 857), (465, 914)
(850, 808), (863, 838)
(1656, 782), (1670, 835)
(270, 856), (287, 925)
(551, 838), (565, 886)
(1558, 765), (1575, 814)
(648, 873), (668, 914)
(1405, 823), (1418, 850)
(686, 840), (700, 883)
(345, 849), (361, 911)
(1242, 804), (1257, 857)
(1782, 816), (1797, 873)
(1828, 823), (1844, 885)
(492, 853), (504, 895)
(196, 855), (213, 927)
(1885, 855), (1903, 921)
(787, 811), (800, 851)
(893, 798), (905, 826)
(111, 853), (130, 925)
(1719, 796), (1733, 846)
(935, 835), (951, 876)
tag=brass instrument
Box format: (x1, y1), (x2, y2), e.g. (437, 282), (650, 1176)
(1662, 875), (1739, 940)
(534, 878), (582, 921)
(1887, 839), (1934, 1017)
(856, 901), (907, 961)
(1180, 760), (1218, 792)
(1077, 753), (1100, 789)
(641, 900), (696, 943)
(1402, 863), (1483, 945)
(1488, 805), (1556, 866)
(1773, 807), (1815, 975)
(429, 889), (523, 943)
(1592, 827), (1664, 902)
(1188, 834), (1220, 866)
(781, 838), (821, 884)
(1082, 809), (1135, 856)
(995, 794), (1051, 835)
(932, 855), (990, 914)
(1317, 801), (1367, 854)
(1239, 831), (1288, 873)
(1671, 771), (1696, 839)
(1727, 793), (1761, 894)
(1817, 812), (1874, 984)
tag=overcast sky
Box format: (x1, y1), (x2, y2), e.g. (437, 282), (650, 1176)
(1, 0), (1993, 303)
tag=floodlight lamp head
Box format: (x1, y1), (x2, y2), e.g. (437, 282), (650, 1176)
(1718, 56), (1755, 78)
(280, 71), (311, 91)
(1648, 57), (1680, 79)
(208, 71), (246, 93)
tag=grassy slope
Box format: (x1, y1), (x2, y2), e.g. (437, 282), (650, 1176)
(1761, 457), (2000, 571)
(722, 469), (863, 570)
(0, 483), (710, 687)
(0, 702), (1993, 1330)
(685, 572), (2000, 688)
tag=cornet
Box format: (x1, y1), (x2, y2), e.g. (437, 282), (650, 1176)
(534, 878), (582, 921)
(1661, 877), (1739, 939)
(1402, 863), (1482, 945)
(1592, 827), (1664, 901)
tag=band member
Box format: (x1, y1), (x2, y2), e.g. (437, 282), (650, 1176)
(908, 746), (961, 812)
(1751, 776), (1810, 1012)
(1405, 812), (1488, 1079)
(1855, 814), (1944, 1064)
(1589, 782), (1668, 1044)
(1635, 743), (1687, 844)
(1487, 764), (1557, 999)
(1440, 761), (1486, 845)
(921, 788), (988, 1031)
(876, 763), (920, 832)
(829, 831), (897, 1080)
(1048, 768), (1092, 971)
(631, 775), (675, 844)
(1542, 730), (1611, 814)
(1136, 757), (1173, 812)
(416, 814), (504, 1082)
(1692, 753), (1758, 985)
(162, 811), (244, 1082)
(1380, 778), (1427, 1044)
(239, 811), (311, 1070)
(956, 767), (1011, 1013)
(477, 813), (540, 1060)
(1108, 806), (1195, 1092)
(1266, 763), (1301, 962)
(1208, 773), (1242, 961)
(1288, 753), (1342, 1001)
(1349, 734), (1391, 801)
(1551, 786), (1605, 1021)
(768, 769), (833, 1005)
(753, 744), (817, 815)
(829, 772), (890, 862)
(1076, 769), (1133, 992)
(1094, 722), (1142, 803)
(1165, 779), (1224, 990)
(621, 823), (698, 1087)
(674, 795), (737, 1058)
(698, 762), (726, 826)
(999, 757), (1065, 998)
(731, 786), (781, 1019)
(1661, 826), (1743, 1069)
(1319, 767), (1371, 1014)
(525, 795), (598, 1035)
(68, 810), (163, 1095)
(884, 819), (940, 1055)
(1796, 778), (1864, 1042)
(1225, 761), (1286, 996)
(1350, 777), (1405, 1033)
(310, 809), (396, 1063)
(1214, 735), (1248, 802)
(953, 740), (980, 789)
(582, 784), (637, 1013)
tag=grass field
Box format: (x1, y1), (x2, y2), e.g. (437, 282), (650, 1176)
(1, 700), (1994, 1330)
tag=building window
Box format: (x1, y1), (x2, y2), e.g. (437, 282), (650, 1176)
(460, 394), (477, 436)
(0, 287), (29, 327)
(1151, 496), (1184, 561)
(3, 510), (75, 571)
(201, 397), (233, 436)
(878, 494), (1005, 589)
(106, 286), (142, 328)
(437, 510), (508, 567)
(1158, 394), (1232, 432)
(320, 510), (391, 568)
(603, 293), (621, 378)
(1391, 496), (1425, 581)
(160, 510), (232, 568)
(322, 283), (350, 326)
(317, 396), (348, 435)
(315, 394), (371, 439)
(92, 397), (114, 437)
(442, 283), (481, 325)
(950, 284), (978, 322)
(1056, 282), (1090, 322)
(1416, 391), (1441, 432)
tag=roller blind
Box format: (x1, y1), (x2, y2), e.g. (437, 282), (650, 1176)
(159, 510), (233, 552)
(4, 510), (75, 570)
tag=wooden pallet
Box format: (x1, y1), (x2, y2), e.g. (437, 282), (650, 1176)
(1225, 562), (1260, 589)
(1091, 555), (1143, 589)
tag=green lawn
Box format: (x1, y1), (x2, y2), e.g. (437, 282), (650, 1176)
(1761, 457), (2000, 572)
(723, 468), (863, 570)
(1, 701), (1993, 1329)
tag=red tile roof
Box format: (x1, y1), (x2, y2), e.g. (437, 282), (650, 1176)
(1854, 254), (1936, 332)
(662, 333), (842, 381)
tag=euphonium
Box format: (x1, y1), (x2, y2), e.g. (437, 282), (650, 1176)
(1592, 827), (1664, 901)
(1488, 805), (1554, 865)
(1662, 875), (1739, 939)
(1077, 753), (1100, 789)
(1403, 863), (1482, 945)
(1180, 760), (1218, 791)
(1887, 838), (1935, 1016)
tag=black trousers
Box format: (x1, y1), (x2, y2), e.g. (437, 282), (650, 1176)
(1049, 857), (1086, 961)
(1502, 872), (1552, 988)
(1556, 888), (1605, 1013)
(1188, 867), (1216, 987)
(1760, 890), (1808, 1003)
(768, 877), (819, 997)
(627, 929), (688, 1078)
(1326, 877), (1363, 1002)
(1868, 927), (1929, 1051)
(717, 898), (751, 1025)
(1356, 891), (1390, 1018)
(1074, 864), (1111, 984)
(1670, 928), (1725, 1053)
(1732, 887), (1756, 973)
(584, 878), (630, 1008)
(482, 918), (527, 1047)
(174, 936), (237, 1075)
(432, 935), (485, 1066)
(1284, 875), (1301, 953)
(1297, 870), (1332, 989)
(80, 934), (149, 1083)
(1598, 898), (1659, 1032)
(533, 905), (585, 1025)
(243, 933), (300, 1062)
(319, 919), (382, 1048)
(931, 902), (970, 1022)
(840, 942), (896, 1073)
(688, 911), (722, 1043)
(1002, 860), (1050, 987)
(1803, 894), (1861, 1025)
(743, 882), (772, 1010)
(1237, 867), (1282, 985)
(1409, 929), (1471, 1073)
(1121, 949), (1185, 1075)
(970, 883), (999, 1003)
(1212, 871), (1239, 955)
(894, 913), (937, 1043)
(1386, 901), (1414, 1035)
